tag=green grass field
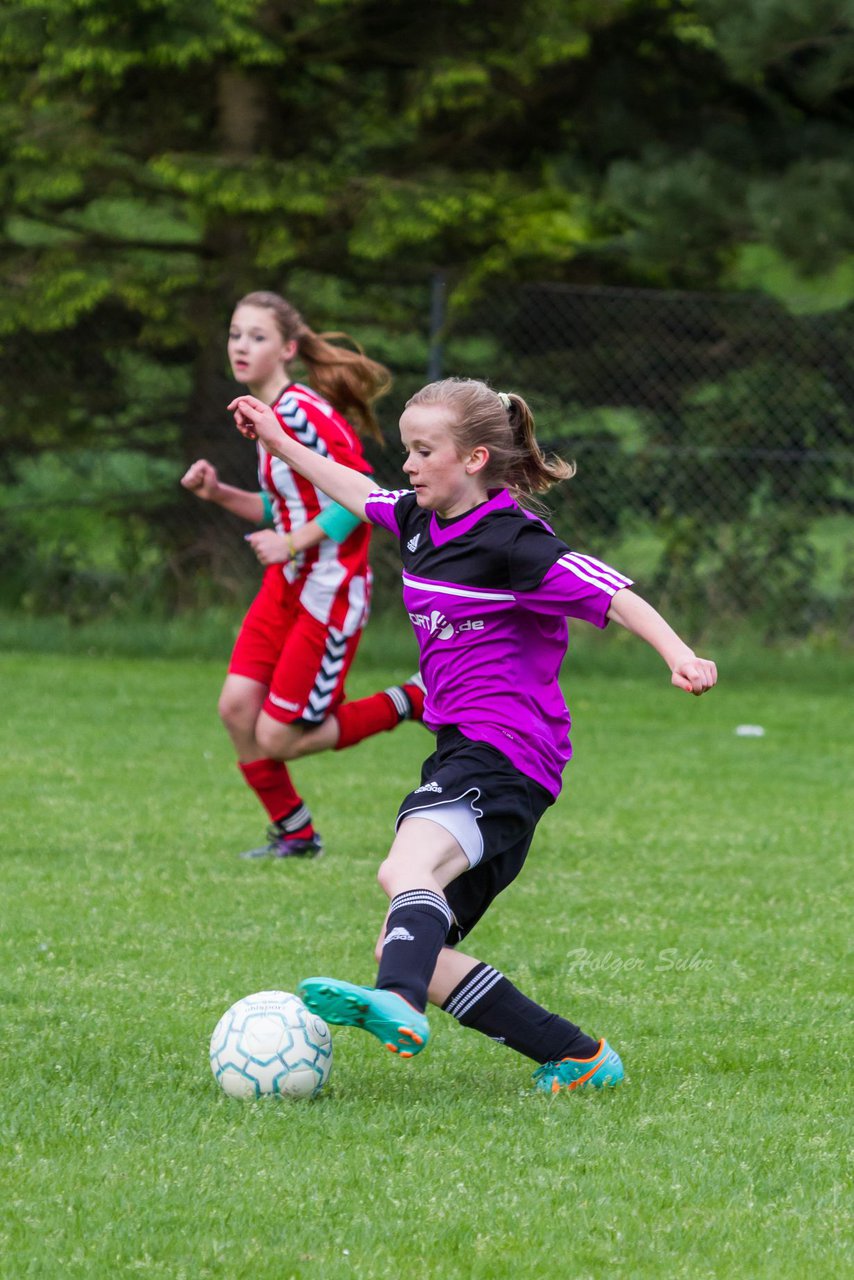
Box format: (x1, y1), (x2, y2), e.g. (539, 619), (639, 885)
(1, 630), (851, 1279)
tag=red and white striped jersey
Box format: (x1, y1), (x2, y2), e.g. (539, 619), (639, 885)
(258, 382), (373, 636)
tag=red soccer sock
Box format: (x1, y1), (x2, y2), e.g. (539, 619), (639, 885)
(335, 684), (422, 751)
(238, 757), (303, 824)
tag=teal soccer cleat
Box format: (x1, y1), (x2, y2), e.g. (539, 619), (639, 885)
(532, 1039), (624, 1094)
(298, 977), (430, 1058)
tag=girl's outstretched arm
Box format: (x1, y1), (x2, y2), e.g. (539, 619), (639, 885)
(180, 459), (265, 523)
(607, 588), (717, 695)
(229, 394), (376, 521)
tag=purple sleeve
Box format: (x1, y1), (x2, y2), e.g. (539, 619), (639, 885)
(524, 552), (633, 628)
(364, 488), (411, 537)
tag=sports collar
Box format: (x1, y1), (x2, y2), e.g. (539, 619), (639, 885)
(429, 489), (515, 547)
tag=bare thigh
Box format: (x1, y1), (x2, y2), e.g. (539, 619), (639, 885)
(377, 816), (471, 900)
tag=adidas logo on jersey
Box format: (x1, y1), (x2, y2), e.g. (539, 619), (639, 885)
(414, 781), (443, 794)
(407, 533), (421, 552)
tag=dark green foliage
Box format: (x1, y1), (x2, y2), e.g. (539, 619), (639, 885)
(650, 508), (826, 641)
(0, 1), (851, 633)
(0, 449), (179, 619)
(3, 0), (852, 335)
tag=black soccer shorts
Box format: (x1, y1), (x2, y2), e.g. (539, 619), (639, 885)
(396, 727), (553, 944)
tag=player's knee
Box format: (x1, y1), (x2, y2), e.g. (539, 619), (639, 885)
(256, 716), (307, 761)
(218, 689), (249, 735)
(255, 718), (288, 759)
(376, 856), (396, 898)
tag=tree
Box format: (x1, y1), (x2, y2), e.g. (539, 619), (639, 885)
(0, 0), (850, 618)
(3, 0), (851, 355)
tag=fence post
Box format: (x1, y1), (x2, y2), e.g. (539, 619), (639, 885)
(427, 270), (447, 381)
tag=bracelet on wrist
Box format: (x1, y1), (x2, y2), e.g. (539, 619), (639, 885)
(285, 535), (297, 563)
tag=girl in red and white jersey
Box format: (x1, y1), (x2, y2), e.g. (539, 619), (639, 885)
(182, 291), (423, 859)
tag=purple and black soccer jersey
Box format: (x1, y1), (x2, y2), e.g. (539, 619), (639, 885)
(364, 487), (633, 798)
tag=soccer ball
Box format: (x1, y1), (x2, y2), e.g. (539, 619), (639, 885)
(209, 990), (332, 1100)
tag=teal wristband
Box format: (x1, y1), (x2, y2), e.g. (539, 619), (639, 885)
(316, 502), (362, 543)
(258, 492), (275, 526)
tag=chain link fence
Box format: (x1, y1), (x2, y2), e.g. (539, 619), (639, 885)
(432, 282), (854, 639)
(1, 281), (851, 640)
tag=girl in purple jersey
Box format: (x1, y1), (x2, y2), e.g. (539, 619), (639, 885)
(230, 377), (717, 1094)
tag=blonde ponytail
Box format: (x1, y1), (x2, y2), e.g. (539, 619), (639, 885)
(406, 378), (574, 504)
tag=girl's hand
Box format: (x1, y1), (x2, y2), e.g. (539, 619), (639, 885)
(228, 395), (286, 450)
(228, 394), (373, 522)
(244, 530), (293, 566)
(671, 655), (717, 696)
(180, 459), (220, 501)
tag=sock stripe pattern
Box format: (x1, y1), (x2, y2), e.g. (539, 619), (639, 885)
(387, 890), (453, 935)
(280, 803), (311, 833)
(443, 964), (503, 1021)
(441, 962), (600, 1063)
(384, 685), (411, 720)
(376, 889), (453, 1011)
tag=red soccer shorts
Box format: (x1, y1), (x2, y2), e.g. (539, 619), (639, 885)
(228, 568), (363, 724)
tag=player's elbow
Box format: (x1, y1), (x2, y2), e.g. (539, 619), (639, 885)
(607, 585), (636, 626)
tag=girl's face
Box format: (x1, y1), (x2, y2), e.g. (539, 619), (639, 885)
(400, 404), (489, 517)
(227, 305), (295, 397)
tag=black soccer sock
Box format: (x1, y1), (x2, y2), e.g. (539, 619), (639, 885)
(442, 962), (600, 1064)
(376, 889), (453, 1013)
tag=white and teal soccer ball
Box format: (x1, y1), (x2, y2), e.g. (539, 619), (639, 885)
(210, 990), (332, 1100)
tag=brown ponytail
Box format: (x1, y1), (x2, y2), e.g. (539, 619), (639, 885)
(237, 291), (391, 442)
(405, 378), (575, 504)
(296, 328), (391, 443)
